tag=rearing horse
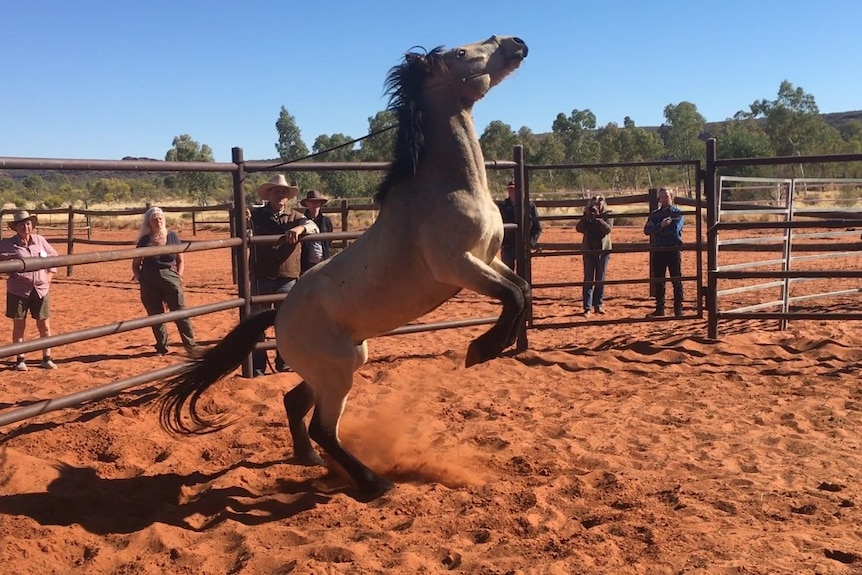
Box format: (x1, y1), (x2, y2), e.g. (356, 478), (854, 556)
(159, 35), (530, 497)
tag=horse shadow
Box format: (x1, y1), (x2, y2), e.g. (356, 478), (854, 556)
(0, 458), (339, 534)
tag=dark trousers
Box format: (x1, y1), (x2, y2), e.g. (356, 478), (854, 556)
(501, 244), (516, 271)
(650, 249), (683, 311)
(582, 253), (610, 310)
(139, 267), (195, 352)
(250, 276), (296, 372)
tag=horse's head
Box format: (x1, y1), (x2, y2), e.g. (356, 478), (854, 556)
(385, 35), (528, 114)
(436, 35), (528, 103)
(376, 36), (527, 204)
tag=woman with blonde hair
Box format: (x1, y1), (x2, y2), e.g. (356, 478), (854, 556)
(131, 207), (195, 355)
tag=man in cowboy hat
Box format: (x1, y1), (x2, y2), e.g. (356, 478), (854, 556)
(299, 190), (334, 274)
(247, 174), (319, 376)
(0, 210), (59, 370)
(496, 180), (542, 272)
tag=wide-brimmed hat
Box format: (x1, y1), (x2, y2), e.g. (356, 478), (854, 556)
(7, 210), (38, 230)
(255, 174), (299, 200)
(300, 190), (329, 207)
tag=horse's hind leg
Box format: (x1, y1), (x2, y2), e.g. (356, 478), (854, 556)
(307, 341), (394, 497)
(309, 406), (394, 497)
(283, 382), (325, 466)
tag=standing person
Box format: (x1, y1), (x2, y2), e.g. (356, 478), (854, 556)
(132, 206), (196, 355)
(575, 194), (613, 316)
(497, 180), (541, 271)
(643, 187), (684, 317)
(248, 174), (319, 376)
(299, 190), (333, 274)
(0, 210), (59, 370)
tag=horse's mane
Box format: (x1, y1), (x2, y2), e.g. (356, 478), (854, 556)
(374, 46), (447, 205)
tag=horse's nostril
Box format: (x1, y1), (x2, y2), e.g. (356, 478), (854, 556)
(513, 37), (528, 57)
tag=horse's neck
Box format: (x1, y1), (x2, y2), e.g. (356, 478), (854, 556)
(422, 108), (488, 192)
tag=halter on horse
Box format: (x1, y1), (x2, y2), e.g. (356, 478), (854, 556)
(158, 35), (529, 498)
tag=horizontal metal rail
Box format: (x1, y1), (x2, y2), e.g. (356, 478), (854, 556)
(0, 238), (242, 274)
(715, 281), (786, 297)
(0, 363), (189, 428)
(0, 299), (245, 358)
(716, 270), (862, 279)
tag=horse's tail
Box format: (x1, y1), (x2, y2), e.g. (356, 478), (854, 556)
(158, 308), (278, 434)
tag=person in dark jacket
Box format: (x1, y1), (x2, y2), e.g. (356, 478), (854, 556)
(643, 187), (684, 317)
(575, 194), (613, 316)
(299, 190), (333, 274)
(497, 180), (541, 271)
(248, 174), (318, 375)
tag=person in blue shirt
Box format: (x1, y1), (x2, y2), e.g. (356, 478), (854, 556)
(643, 187), (684, 317)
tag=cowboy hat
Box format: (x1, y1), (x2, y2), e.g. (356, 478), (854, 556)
(255, 174), (299, 200)
(300, 190), (329, 207)
(7, 210), (38, 230)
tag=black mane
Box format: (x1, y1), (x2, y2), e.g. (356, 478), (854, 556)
(374, 46), (446, 205)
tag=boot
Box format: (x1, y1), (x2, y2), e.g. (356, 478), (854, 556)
(647, 306), (666, 318)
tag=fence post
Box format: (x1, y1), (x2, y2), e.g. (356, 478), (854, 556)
(228, 208), (237, 284)
(513, 145), (529, 352)
(85, 201), (92, 240)
(231, 147), (254, 378)
(65, 204), (75, 276)
(647, 188), (658, 299)
(340, 199), (349, 250)
(705, 139), (719, 338)
(192, 208), (197, 236)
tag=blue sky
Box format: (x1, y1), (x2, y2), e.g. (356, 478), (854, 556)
(2, 0), (859, 162)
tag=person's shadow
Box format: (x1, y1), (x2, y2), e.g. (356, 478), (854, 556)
(0, 457), (340, 533)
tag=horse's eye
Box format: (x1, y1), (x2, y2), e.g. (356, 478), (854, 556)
(456, 49), (466, 58)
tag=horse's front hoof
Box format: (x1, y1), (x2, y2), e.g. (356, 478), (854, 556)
(356, 476), (395, 501)
(465, 341), (497, 367)
(292, 450), (326, 467)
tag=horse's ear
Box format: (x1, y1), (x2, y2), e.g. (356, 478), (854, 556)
(404, 52), (427, 67)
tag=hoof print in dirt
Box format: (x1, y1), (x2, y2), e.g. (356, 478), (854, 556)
(442, 549), (462, 570)
(825, 549), (859, 564)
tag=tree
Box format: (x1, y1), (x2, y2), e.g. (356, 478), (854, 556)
(736, 81), (841, 175)
(164, 134), (222, 205)
(22, 175), (45, 201)
(552, 109), (600, 163)
(528, 132), (567, 192)
(360, 110), (397, 161)
(659, 102), (706, 192)
(312, 133), (372, 198)
(88, 178), (132, 203)
(660, 102), (706, 161)
(716, 120), (774, 178)
(274, 106), (320, 191)
(275, 106), (310, 161)
(552, 109), (600, 190)
(480, 120), (519, 162)
(837, 120), (862, 178)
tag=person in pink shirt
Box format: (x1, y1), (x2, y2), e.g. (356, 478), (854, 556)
(0, 210), (59, 370)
